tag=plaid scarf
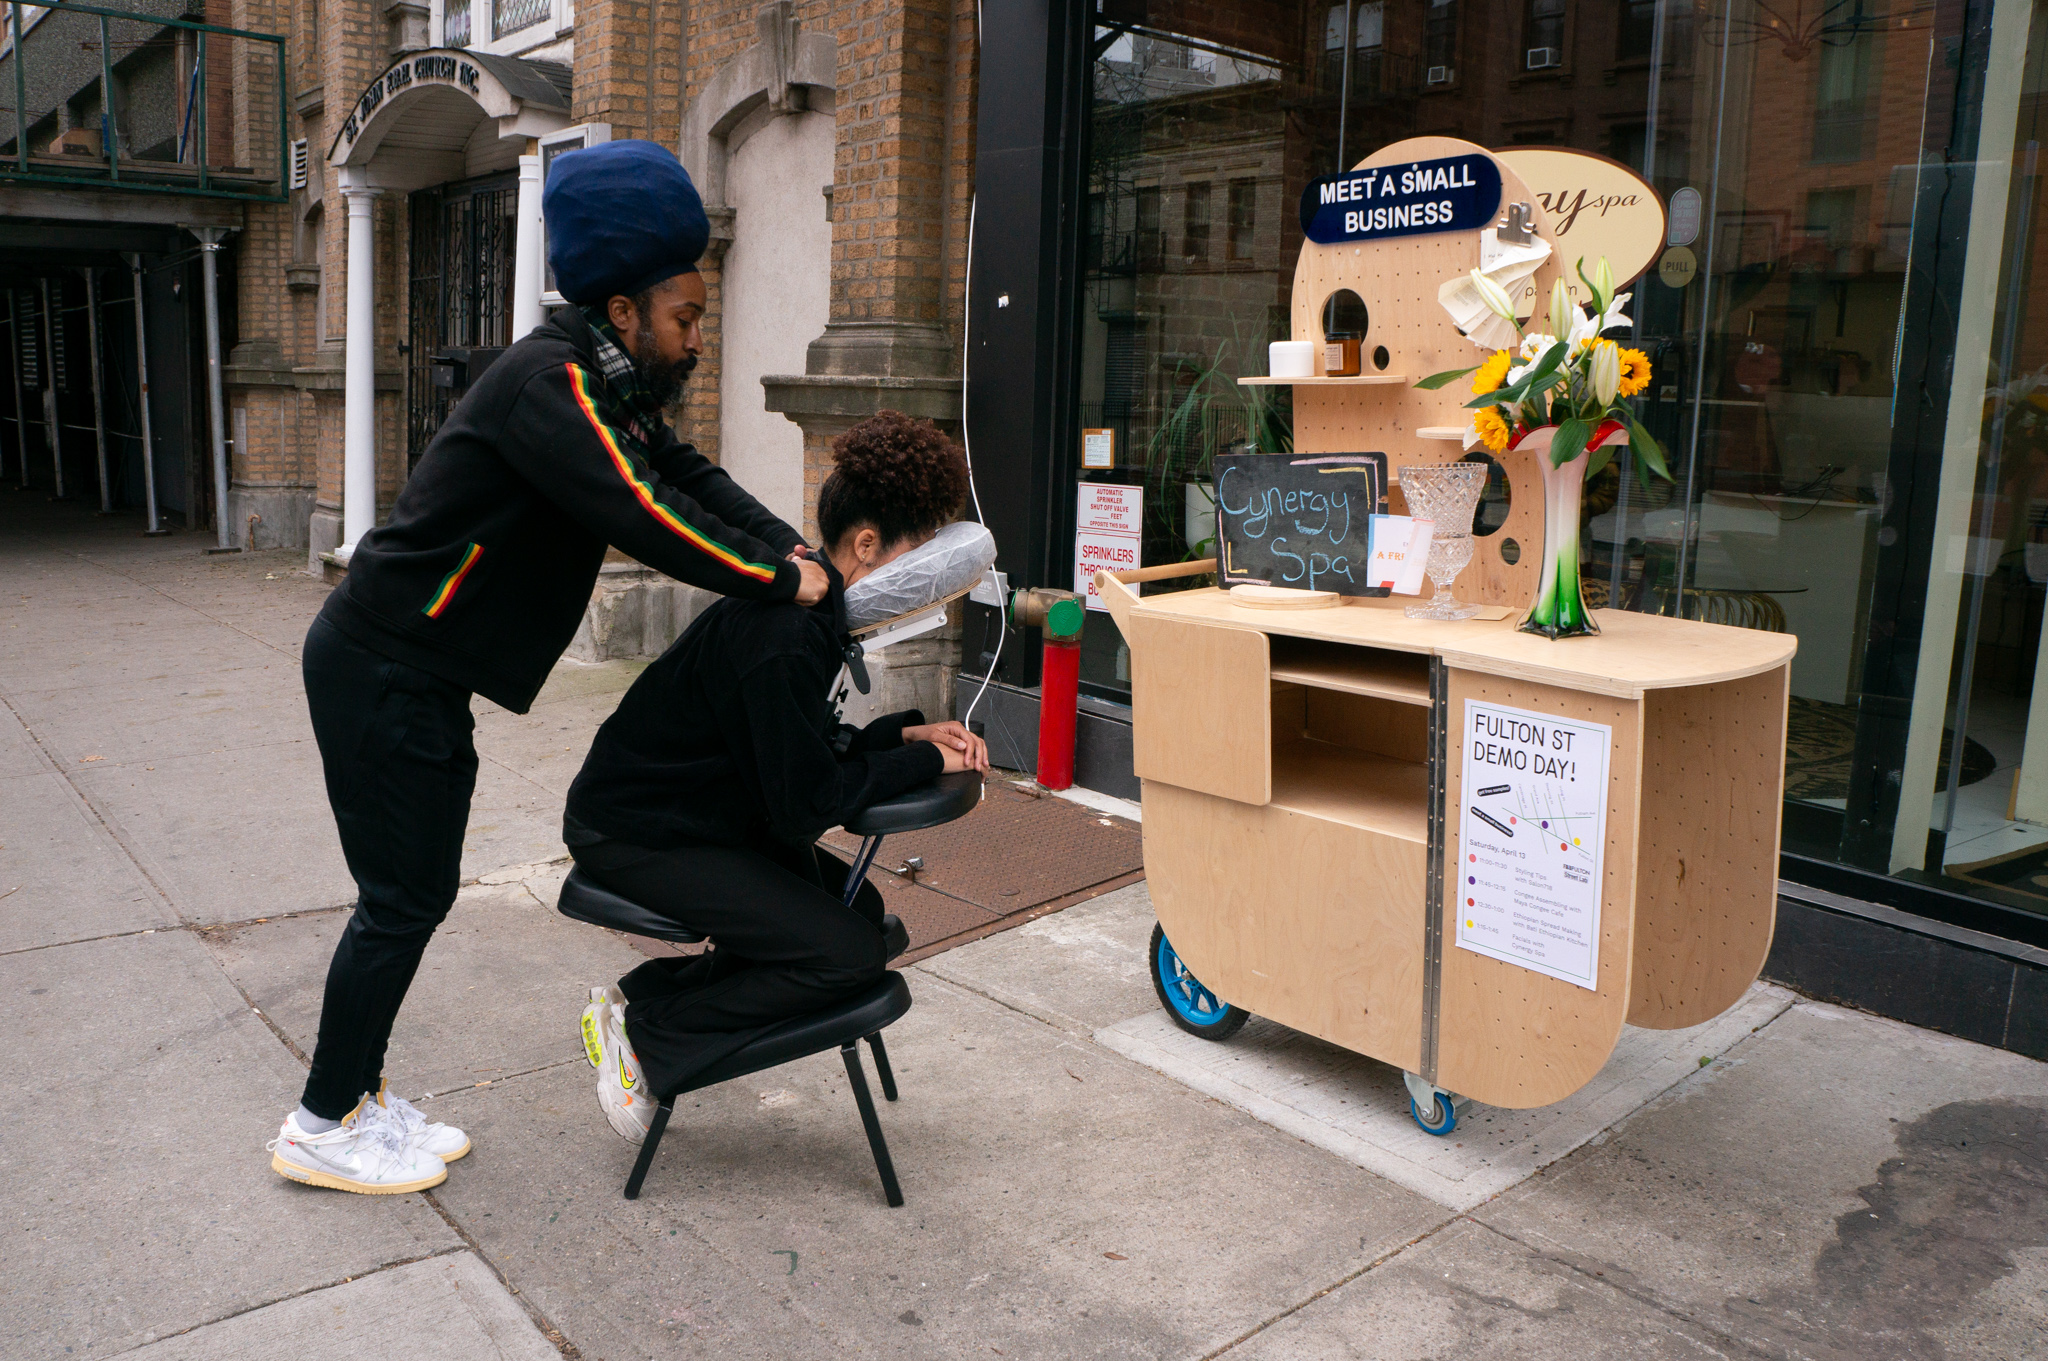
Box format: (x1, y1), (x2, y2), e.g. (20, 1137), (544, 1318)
(579, 305), (667, 454)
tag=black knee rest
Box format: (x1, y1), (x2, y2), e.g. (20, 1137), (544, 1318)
(677, 972), (911, 1094)
(624, 972), (915, 1206)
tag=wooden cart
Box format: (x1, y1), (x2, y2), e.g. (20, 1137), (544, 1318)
(1090, 136), (1796, 1132)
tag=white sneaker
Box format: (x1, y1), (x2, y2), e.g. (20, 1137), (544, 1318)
(581, 985), (654, 1143)
(268, 1100), (447, 1195)
(374, 1080), (471, 1162)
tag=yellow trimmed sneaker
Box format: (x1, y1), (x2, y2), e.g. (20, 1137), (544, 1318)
(375, 1080), (472, 1162)
(581, 985), (653, 1143)
(268, 1100), (447, 1195)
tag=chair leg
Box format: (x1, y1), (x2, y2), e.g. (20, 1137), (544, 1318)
(842, 835), (883, 907)
(866, 1031), (899, 1101)
(622, 1099), (673, 1201)
(840, 1041), (904, 1207)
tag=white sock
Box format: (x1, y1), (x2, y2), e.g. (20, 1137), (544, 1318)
(294, 1104), (342, 1134)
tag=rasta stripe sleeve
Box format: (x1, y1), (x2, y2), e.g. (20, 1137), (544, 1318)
(422, 542), (484, 618)
(564, 363), (779, 583)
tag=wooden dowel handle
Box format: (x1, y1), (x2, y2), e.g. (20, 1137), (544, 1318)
(1113, 558), (1217, 585)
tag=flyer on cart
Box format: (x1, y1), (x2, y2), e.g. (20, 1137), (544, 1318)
(1455, 700), (1611, 991)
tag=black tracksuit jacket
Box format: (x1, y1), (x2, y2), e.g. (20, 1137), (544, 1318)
(318, 308), (804, 713)
(564, 559), (946, 852)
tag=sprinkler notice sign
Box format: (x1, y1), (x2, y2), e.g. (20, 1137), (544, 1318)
(1075, 482), (1143, 611)
(1455, 700), (1611, 991)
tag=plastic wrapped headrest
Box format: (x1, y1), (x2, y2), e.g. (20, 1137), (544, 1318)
(844, 520), (998, 630)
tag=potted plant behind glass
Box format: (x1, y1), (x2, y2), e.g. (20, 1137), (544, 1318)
(1419, 258), (1672, 639)
(1145, 331), (1293, 563)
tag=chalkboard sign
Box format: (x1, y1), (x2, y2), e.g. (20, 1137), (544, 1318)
(1213, 453), (1388, 596)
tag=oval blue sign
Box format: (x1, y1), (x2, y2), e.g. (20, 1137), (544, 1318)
(1299, 154), (1503, 244)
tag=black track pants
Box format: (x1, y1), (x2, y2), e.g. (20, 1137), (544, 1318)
(570, 835), (888, 1099)
(299, 616), (479, 1120)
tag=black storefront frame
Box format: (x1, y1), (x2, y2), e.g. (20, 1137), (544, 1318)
(966, 0), (2048, 1039)
(962, 0), (1094, 690)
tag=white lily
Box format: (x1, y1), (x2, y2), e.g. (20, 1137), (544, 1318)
(1548, 278), (1576, 339)
(1568, 291), (1633, 346)
(1469, 269), (1518, 323)
(1518, 333), (1558, 362)
(1589, 339), (1621, 405)
(1592, 258), (1616, 312)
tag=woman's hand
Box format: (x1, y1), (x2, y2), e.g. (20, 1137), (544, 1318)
(906, 721), (989, 774)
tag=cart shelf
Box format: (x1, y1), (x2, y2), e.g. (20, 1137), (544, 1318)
(1236, 374), (1409, 386)
(1270, 741), (1429, 843)
(1270, 637), (1432, 706)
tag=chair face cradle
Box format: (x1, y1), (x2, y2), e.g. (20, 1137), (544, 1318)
(557, 770), (985, 1205)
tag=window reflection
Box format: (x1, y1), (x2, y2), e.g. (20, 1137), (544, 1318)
(1076, 0), (2048, 919)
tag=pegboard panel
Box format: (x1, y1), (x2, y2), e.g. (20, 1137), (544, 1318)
(1290, 137), (1564, 611)
(1436, 668), (1642, 1109)
(1627, 664), (1790, 1029)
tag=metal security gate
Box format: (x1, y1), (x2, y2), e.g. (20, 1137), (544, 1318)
(406, 174), (516, 467)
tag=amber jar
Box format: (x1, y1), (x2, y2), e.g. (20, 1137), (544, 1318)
(1323, 333), (1361, 376)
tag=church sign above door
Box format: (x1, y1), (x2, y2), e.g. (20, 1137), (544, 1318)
(336, 56), (485, 153)
(1298, 153), (1503, 245)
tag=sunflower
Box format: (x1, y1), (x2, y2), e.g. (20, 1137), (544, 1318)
(1471, 350), (1513, 396)
(1617, 347), (1652, 398)
(1473, 406), (1512, 453)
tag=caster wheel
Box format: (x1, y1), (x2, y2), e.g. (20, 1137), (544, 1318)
(1410, 1091), (1458, 1136)
(1150, 922), (1250, 1040)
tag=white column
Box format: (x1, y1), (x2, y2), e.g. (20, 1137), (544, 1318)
(341, 174), (383, 552)
(191, 228), (233, 550)
(510, 144), (546, 341)
(1886, 0), (2038, 870)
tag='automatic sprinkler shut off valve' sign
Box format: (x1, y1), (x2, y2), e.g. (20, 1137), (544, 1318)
(1456, 701), (1611, 991)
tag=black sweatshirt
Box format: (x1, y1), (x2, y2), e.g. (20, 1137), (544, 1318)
(319, 308), (804, 713)
(564, 560), (947, 851)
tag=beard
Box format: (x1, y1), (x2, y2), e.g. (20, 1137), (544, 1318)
(640, 350), (696, 410)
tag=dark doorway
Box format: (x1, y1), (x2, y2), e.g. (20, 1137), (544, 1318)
(406, 173), (516, 468)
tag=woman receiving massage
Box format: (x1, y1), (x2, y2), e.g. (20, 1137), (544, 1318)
(564, 410), (990, 1141)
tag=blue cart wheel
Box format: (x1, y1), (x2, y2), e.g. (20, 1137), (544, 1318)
(1150, 923), (1249, 1040)
(1410, 1092), (1458, 1136)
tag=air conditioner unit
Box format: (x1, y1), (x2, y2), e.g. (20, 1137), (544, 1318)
(289, 139), (309, 191)
(1525, 47), (1561, 69)
(1426, 64), (1453, 84)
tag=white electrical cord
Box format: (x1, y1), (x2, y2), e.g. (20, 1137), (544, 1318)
(960, 188), (1004, 729)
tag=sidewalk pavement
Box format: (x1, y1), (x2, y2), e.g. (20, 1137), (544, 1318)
(4, 502), (2044, 1360)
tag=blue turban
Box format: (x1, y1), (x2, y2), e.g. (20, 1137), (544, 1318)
(542, 139), (710, 306)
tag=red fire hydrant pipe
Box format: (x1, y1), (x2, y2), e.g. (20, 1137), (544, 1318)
(1037, 635), (1081, 791)
(1012, 588), (1088, 792)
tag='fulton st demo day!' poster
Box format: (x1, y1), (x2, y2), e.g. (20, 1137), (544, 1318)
(1455, 700), (1612, 991)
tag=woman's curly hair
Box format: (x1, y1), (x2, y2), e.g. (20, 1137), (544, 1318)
(818, 410), (970, 550)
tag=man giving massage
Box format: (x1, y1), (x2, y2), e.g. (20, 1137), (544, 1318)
(269, 141), (828, 1195)
(564, 411), (989, 1138)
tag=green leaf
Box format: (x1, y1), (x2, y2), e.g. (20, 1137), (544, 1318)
(1576, 257), (1606, 316)
(1415, 365), (1480, 390)
(1586, 443), (1615, 480)
(1628, 417), (1673, 487)
(1550, 416), (1591, 469)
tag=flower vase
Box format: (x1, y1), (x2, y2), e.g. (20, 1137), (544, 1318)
(1515, 423), (1628, 640)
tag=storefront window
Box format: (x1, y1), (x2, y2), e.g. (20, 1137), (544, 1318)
(1073, 0), (2048, 930)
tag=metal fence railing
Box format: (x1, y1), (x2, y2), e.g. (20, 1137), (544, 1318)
(0, 0), (286, 202)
